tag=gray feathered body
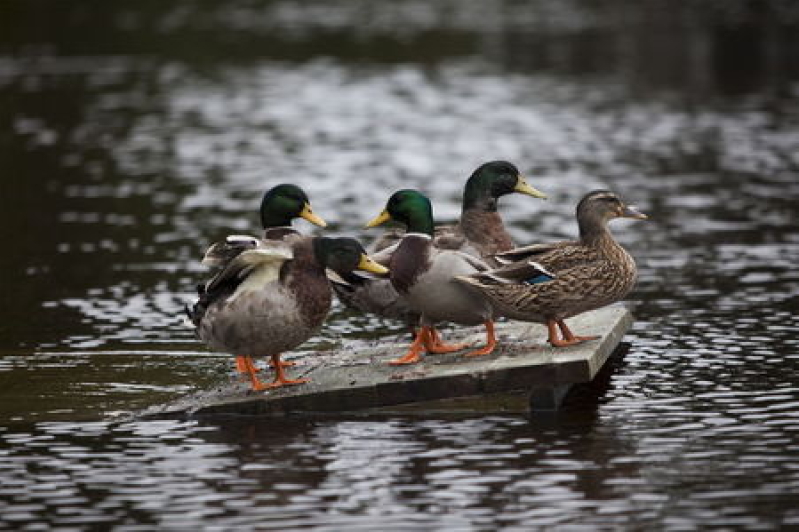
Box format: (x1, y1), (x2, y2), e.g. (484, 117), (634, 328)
(391, 234), (493, 327)
(332, 209), (512, 323)
(194, 238), (332, 357)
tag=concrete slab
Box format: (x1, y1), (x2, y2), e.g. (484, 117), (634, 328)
(140, 305), (633, 418)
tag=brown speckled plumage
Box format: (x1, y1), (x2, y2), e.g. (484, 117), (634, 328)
(456, 190), (646, 326)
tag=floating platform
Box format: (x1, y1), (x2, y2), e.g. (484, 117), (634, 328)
(142, 305), (633, 418)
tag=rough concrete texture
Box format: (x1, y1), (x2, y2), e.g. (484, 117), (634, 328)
(141, 305), (633, 418)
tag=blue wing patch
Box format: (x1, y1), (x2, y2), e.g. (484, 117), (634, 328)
(523, 273), (554, 285)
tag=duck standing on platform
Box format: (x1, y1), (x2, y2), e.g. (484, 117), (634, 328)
(187, 237), (388, 391)
(366, 189), (543, 365)
(455, 190), (647, 347)
(196, 184), (327, 374)
(332, 161), (547, 326)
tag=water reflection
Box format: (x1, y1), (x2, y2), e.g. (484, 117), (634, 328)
(1, 402), (796, 529)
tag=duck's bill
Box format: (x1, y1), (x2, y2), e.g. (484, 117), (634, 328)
(300, 203), (327, 227)
(514, 177), (547, 199)
(357, 254), (389, 274)
(622, 205), (648, 220)
(365, 209), (391, 228)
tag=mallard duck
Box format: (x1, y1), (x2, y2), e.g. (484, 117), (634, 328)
(197, 183), (327, 373)
(187, 237), (388, 390)
(332, 161), (546, 325)
(369, 160), (547, 260)
(201, 183), (327, 268)
(455, 190), (647, 347)
(366, 189), (502, 365)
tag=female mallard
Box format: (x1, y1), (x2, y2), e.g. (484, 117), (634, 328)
(366, 189), (500, 365)
(455, 190), (647, 347)
(187, 237), (388, 390)
(201, 183), (327, 268)
(332, 161), (546, 324)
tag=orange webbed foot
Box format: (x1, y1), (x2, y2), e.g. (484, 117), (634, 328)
(425, 328), (469, 354)
(463, 321), (497, 357)
(390, 327), (429, 365)
(258, 354), (309, 389)
(548, 337), (587, 348)
(546, 320), (599, 347)
(555, 319), (600, 346)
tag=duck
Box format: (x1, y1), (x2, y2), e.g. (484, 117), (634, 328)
(366, 189), (503, 365)
(196, 183), (327, 374)
(455, 190), (647, 347)
(332, 161), (546, 326)
(187, 236), (388, 390)
(369, 160), (547, 261)
(201, 183), (327, 268)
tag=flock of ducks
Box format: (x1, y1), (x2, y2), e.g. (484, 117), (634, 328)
(186, 161), (647, 391)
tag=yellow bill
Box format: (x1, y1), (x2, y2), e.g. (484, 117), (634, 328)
(300, 202), (327, 227)
(357, 254), (389, 274)
(365, 209), (392, 228)
(514, 176), (547, 199)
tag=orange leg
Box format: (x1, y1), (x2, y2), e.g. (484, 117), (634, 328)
(263, 354), (309, 388)
(546, 319), (598, 347)
(235, 355), (257, 374)
(390, 326), (429, 365)
(464, 321), (497, 357)
(424, 327), (470, 354)
(242, 356), (269, 391)
(557, 319), (599, 344)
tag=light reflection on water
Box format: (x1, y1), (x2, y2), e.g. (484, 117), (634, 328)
(1, 0), (799, 528)
(0, 408), (796, 529)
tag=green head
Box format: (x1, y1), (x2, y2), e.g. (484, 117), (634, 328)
(365, 189), (435, 236)
(312, 237), (388, 275)
(463, 161), (547, 211)
(259, 184), (327, 229)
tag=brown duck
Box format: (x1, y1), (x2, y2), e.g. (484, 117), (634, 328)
(456, 190), (647, 347)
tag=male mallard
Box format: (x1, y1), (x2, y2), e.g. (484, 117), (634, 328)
(369, 160), (547, 261)
(201, 183), (327, 268)
(332, 161), (546, 324)
(197, 183), (327, 373)
(455, 190), (647, 347)
(187, 237), (388, 390)
(366, 189), (500, 365)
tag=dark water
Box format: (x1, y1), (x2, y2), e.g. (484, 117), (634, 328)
(1, 1), (798, 528)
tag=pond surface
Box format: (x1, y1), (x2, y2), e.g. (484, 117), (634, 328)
(1, 0), (798, 528)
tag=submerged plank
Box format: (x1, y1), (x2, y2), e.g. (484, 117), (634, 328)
(141, 305), (633, 418)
